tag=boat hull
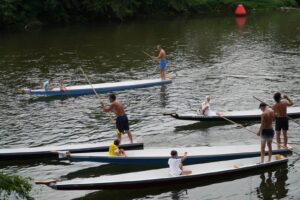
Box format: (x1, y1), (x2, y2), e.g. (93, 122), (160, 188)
(49, 155), (288, 190)
(167, 107), (300, 122)
(26, 79), (172, 96)
(0, 142), (143, 160)
(69, 144), (291, 165)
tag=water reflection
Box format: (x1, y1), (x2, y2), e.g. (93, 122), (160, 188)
(256, 165), (288, 199)
(160, 85), (167, 108)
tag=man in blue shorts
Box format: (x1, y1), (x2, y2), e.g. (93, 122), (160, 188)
(153, 45), (167, 80)
(257, 102), (275, 163)
(101, 94), (133, 143)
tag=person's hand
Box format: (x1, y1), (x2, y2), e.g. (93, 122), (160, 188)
(184, 152), (188, 155)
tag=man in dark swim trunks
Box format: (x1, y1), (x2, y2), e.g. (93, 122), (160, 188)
(101, 94), (133, 143)
(257, 102), (275, 163)
(272, 92), (293, 148)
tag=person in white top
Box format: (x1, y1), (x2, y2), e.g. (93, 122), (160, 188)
(198, 96), (219, 116)
(168, 150), (192, 176)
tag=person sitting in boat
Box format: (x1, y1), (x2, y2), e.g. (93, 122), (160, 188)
(43, 79), (53, 91)
(198, 96), (219, 116)
(108, 139), (126, 157)
(59, 80), (67, 92)
(168, 150), (192, 176)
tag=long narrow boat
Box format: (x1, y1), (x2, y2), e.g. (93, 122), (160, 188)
(67, 144), (291, 165)
(36, 155), (288, 190)
(0, 142), (143, 160)
(23, 79), (172, 96)
(164, 107), (300, 122)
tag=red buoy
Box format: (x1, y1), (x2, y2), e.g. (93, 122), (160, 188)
(235, 4), (247, 16)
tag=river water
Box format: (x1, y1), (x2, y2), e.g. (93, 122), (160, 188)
(0, 10), (300, 200)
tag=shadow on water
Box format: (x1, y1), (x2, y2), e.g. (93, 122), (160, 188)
(160, 85), (168, 108)
(174, 120), (257, 131)
(0, 158), (70, 168)
(26, 94), (83, 103)
(63, 164), (162, 179)
(73, 164), (289, 200)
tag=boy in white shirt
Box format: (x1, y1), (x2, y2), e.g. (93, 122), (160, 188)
(168, 150), (192, 176)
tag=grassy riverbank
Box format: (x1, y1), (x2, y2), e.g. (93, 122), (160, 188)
(0, 0), (299, 30)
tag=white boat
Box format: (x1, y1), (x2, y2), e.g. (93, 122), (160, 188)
(67, 144), (291, 165)
(0, 142), (143, 160)
(23, 79), (172, 96)
(164, 107), (300, 122)
(36, 155), (288, 190)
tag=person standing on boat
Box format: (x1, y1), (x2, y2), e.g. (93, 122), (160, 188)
(153, 45), (167, 80)
(257, 102), (275, 163)
(272, 92), (293, 148)
(101, 94), (133, 144)
(108, 139), (127, 156)
(168, 150), (192, 176)
(198, 96), (219, 116)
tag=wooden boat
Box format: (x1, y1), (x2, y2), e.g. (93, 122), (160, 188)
(67, 144), (291, 165)
(35, 155), (288, 190)
(23, 79), (172, 96)
(0, 142), (143, 160)
(164, 107), (300, 122)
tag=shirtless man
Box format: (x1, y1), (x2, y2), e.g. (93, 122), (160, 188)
(272, 92), (293, 148)
(101, 94), (133, 143)
(153, 45), (167, 80)
(257, 102), (275, 163)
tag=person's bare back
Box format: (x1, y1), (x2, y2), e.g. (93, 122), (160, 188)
(110, 100), (126, 117)
(261, 109), (274, 129)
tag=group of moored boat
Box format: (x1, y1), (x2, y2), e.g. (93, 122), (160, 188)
(12, 78), (298, 190)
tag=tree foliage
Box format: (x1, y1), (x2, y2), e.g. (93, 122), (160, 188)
(0, 171), (33, 200)
(0, 0), (298, 29)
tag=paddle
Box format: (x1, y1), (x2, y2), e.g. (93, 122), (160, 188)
(141, 50), (153, 60)
(253, 96), (300, 127)
(218, 114), (300, 156)
(79, 67), (103, 103)
(79, 67), (118, 133)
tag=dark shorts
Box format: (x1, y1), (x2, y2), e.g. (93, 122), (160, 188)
(116, 115), (129, 134)
(261, 128), (274, 141)
(275, 117), (288, 131)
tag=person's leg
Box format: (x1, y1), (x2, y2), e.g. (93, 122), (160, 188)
(126, 130), (133, 144)
(162, 69), (166, 80)
(261, 140), (266, 163)
(181, 169), (192, 175)
(283, 130), (288, 148)
(267, 140), (272, 162)
(160, 69), (164, 80)
(117, 133), (122, 144)
(276, 130), (281, 148)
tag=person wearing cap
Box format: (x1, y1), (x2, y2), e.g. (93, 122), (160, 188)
(168, 150), (192, 176)
(272, 92), (293, 148)
(198, 96), (219, 116)
(257, 102), (275, 163)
